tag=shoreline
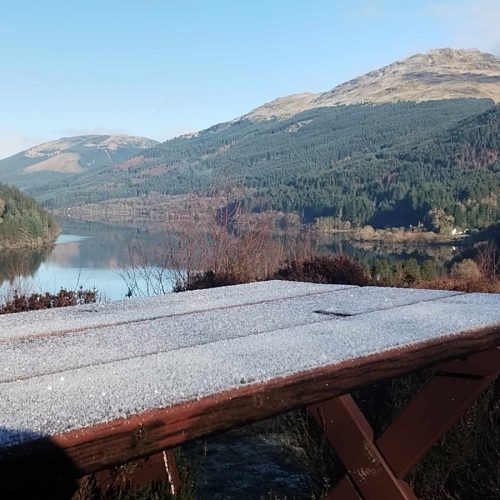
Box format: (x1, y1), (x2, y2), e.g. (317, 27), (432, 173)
(313, 228), (468, 245)
(0, 227), (60, 252)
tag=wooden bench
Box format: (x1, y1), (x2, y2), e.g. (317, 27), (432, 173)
(1, 280), (499, 499)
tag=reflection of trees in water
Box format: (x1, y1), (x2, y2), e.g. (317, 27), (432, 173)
(55, 217), (178, 268)
(0, 246), (52, 287)
(57, 216), (500, 284)
(312, 233), (458, 269)
(455, 225), (500, 273)
(58, 216), (460, 273)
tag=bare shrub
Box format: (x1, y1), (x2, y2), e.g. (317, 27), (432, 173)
(120, 198), (312, 294)
(116, 244), (179, 298)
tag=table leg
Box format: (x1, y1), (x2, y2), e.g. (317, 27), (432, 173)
(164, 448), (182, 495)
(309, 394), (416, 500)
(308, 347), (500, 500)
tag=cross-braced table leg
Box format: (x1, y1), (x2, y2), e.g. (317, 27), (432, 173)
(309, 395), (416, 500)
(308, 347), (500, 500)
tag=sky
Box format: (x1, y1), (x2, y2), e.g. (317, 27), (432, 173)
(1, 0), (499, 159)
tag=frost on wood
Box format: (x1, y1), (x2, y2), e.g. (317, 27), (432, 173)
(0, 281), (499, 451)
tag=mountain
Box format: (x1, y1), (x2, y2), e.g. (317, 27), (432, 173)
(0, 48), (498, 230)
(0, 183), (58, 250)
(245, 48), (500, 120)
(0, 134), (158, 190)
(40, 98), (499, 230)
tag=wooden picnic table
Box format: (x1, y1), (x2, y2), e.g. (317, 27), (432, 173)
(0, 280), (499, 499)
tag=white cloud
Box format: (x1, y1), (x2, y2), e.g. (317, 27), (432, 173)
(429, 0), (500, 53)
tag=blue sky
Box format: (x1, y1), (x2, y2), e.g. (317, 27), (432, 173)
(1, 0), (499, 158)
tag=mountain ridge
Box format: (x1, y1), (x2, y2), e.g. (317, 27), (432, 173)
(0, 134), (159, 179)
(0, 48), (498, 230)
(244, 48), (500, 121)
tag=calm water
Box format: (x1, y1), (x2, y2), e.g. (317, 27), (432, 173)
(0, 217), (460, 303)
(0, 218), (177, 301)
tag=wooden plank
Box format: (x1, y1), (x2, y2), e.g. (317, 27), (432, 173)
(91, 452), (172, 492)
(1, 325), (498, 478)
(315, 286), (460, 316)
(0, 280), (353, 342)
(0, 290), (360, 383)
(1, 296), (500, 453)
(0, 287), (463, 384)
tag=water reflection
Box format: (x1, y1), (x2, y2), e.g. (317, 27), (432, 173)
(0, 217), (462, 302)
(312, 232), (458, 271)
(0, 219), (176, 301)
(0, 246), (52, 284)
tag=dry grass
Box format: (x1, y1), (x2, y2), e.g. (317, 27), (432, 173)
(416, 276), (500, 292)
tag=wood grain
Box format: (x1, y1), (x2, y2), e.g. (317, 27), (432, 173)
(1, 325), (498, 479)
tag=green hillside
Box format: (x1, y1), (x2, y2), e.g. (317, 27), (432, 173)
(1, 48), (498, 231)
(0, 184), (58, 250)
(32, 99), (499, 229)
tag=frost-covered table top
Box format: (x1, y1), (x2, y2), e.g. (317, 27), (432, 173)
(1, 280), (499, 473)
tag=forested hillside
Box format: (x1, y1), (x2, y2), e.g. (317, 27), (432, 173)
(0, 184), (58, 250)
(1, 48), (498, 230)
(34, 99), (499, 230)
(259, 101), (500, 229)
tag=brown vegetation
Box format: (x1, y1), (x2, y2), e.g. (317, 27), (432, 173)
(120, 200), (310, 295)
(169, 221), (500, 293)
(0, 288), (97, 314)
(416, 241), (500, 293)
(272, 254), (370, 286)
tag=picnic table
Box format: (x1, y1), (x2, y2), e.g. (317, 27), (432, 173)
(0, 280), (499, 499)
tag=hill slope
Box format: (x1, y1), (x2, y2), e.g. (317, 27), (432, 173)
(0, 134), (159, 191)
(1, 48), (498, 230)
(38, 99), (499, 230)
(246, 48), (500, 120)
